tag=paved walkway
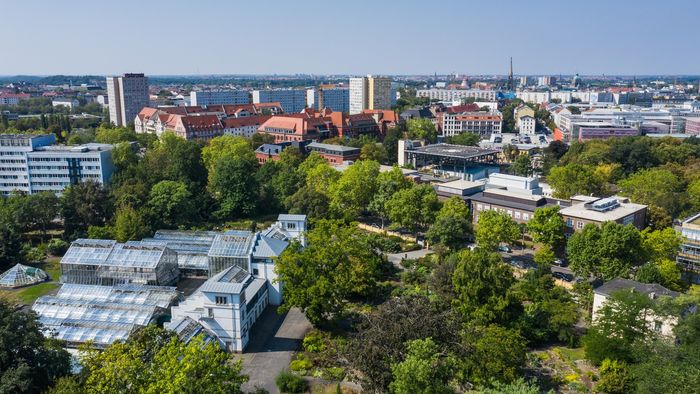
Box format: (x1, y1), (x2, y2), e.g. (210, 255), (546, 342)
(239, 306), (311, 393)
(386, 248), (434, 266)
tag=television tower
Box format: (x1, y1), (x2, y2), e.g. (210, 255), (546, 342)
(507, 57), (514, 91)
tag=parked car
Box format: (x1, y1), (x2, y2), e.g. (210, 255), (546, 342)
(522, 136), (532, 144)
(553, 259), (566, 267)
(552, 272), (574, 282)
(497, 245), (511, 253)
(494, 137), (503, 143)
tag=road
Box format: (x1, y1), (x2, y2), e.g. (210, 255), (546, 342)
(239, 306), (311, 394)
(501, 247), (575, 275)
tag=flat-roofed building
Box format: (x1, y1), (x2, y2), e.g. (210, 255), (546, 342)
(677, 213), (700, 284)
(307, 142), (360, 165)
(470, 188), (550, 224)
(191, 90), (250, 106)
(252, 89), (307, 113)
(442, 111), (503, 137)
(559, 196), (647, 234)
(0, 134), (114, 196)
(398, 141), (500, 180)
(106, 73), (149, 127)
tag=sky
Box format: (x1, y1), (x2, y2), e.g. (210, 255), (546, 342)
(3, 0), (700, 76)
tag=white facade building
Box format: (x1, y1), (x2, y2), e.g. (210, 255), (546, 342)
(106, 73), (149, 126)
(0, 134), (114, 196)
(349, 75), (392, 114)
(518, 115), (536, 134)
(52, 98), (79, 109)
(442, 111), (503, 137)
(416, 89), (497, 102)
(191, 90), (250, 106)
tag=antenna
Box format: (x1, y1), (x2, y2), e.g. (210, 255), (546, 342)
(507, 57), (514, 91)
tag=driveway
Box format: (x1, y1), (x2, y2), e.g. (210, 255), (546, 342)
(386, 248), (434, 266)
(239, 306), (311, 393)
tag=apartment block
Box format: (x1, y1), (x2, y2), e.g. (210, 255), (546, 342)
(191, 90), (250, 106)
(252, 89), (307, 113)
(316, 84), (350, 113)
(106, 73), (149, 126)
(0, 134), (114, 196)
(441, 111), (503, 137)
(349, 75), (392, 114)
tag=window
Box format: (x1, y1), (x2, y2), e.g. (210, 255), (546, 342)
(253, 268), (259, 276)
(208, 308), (214, 318)
(514, 212), (521, 219)
(286, 222), (296, 230)
(215, 296), (228, 305)
(477, 203), (483, 211)
(577, 221), (584, 229)
(506, 210), (513, 217)
(566, 218), (574, 228)
(523, 213), (530, 221)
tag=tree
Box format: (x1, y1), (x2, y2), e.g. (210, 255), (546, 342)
(78, 325), (247, 394)
(475, 210), (521, 251)
(360, 142), (388, 163)
(329, 160), (380, 220)
(344, 295), (460, 393)
(452, 249), (521, 325)
(113, 206), (149, 242)
(501, 144), (520, 162)
(527, 206), (565, 249)
(619, 168), (685, 217)
(147, 180), (193, 228)
(144, 133), (207, 191)
(640, 227), (681, 263)
(389, 338), (455, 394)
(383, 126), (403, 164)
(0, 301), (71, 394)
(596, 359), (633, 394)
(510, 155), (533, 176)
(583, 290), (657, 364)
(275, 220), (386, 326)
(61, 181), (112, 240)
(476, 378), (541, 394)
(547, 163), (603, 199)
(209, 156), (259, 219)
(285, 186), (330, 219)
(368, 166), (412, 227)
(457, 324), (526, 386)
(386, 185), (439, 232)
(426, 197), (472, 249)
(406, 118), (437, 142)
(567, 222), (643, 279)
(447, 132), (480, 146)
(0, 208), (24, 271)
(201, 135), (254, 174)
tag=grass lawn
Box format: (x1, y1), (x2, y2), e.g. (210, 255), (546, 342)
(555, 346), (586, 364)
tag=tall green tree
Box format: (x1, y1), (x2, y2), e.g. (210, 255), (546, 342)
(527, 206), (565, 249)
(547, 163), (604, 199)
(275, 220), (386, 326)
(567, 222), (643, 279)
(209, 157), (259, 219)
(452, 249), (521, 325)
(405, 118), (437, 143)
(389, 338), (455, 394)
(426, 197), (472, 250)
(475, 210), (521, 251)
(329, 160), (380, 220)
(61, 181), (112, 240)
(76, 325), (247, 394)
(113, 206), (149, 242)
(0, 301), (71, 394)
(147, 180), (193, 228)
(368, 166), (412, 227)
(619, 168), (685, 217)
(386, 184), (439, 232)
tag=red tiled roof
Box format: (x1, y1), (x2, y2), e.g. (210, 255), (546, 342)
(180, 115), (223, 130)
(223, 115), (272, 128)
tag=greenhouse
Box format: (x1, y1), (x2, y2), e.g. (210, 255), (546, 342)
(60, 239), (180, 286)
(32, 283), (180, 348)
(0, 264), (48, 288)
(207, 230), (255, 276)
(142, 230), (220, 276)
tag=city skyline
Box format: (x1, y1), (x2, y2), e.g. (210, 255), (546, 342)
(3, 0), (699, 76)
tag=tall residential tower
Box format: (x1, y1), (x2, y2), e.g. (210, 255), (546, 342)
(106, 73), (149, 126)
(349, 75), (392, 114)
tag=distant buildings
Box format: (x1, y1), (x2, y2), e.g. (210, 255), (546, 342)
(106, 73), (149, 126)
(191, 90), (250, 106)
(0, 93), (30, 106)
(578, 126), (640, 141)
(441, 111), (503, 138)
(677, 213), (700, 284)
(252, 89), (307, 113)
(51, 98), (79, 109)
(349, 75), (392, 114)
(0, 134), (114, 196)
(307, 142), (360, 165)
(315, 84), (350, 113)
(257, 115), (330, 143)
(416, 88), (497, 102)
(685, 118), (700, 135)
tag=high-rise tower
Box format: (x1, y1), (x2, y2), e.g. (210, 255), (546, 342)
(507, 57), (514, 91)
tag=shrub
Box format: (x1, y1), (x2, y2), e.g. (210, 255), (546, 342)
(302, 331), (327, 353)
(47, 239), (69, 256)
(596, 359), (633, 394)
(276, 370), (307, 393)
(322, 367), (346, 381)
(289, 356), (313, 374)
(24, 244), (46, 262)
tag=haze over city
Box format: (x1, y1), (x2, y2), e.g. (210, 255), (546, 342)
(3, 0), (700, 76)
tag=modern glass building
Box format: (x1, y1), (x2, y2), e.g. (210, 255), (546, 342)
(678, 213), (700, 284)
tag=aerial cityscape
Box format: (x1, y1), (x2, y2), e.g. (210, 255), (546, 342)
(1, 1), (699, 393)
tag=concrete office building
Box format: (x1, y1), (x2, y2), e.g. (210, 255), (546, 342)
(416, 89), (497, 102)
(191, 90), (250, 106)
(252, 89), (307, 113)
(0, 134), (114, 196)
(316, 84), (350, 113)
(349, 75), (392, 114)
(106, 73), (149, 126)
(559, 196), (647, 234)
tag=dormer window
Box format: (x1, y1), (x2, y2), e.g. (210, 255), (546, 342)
(215, 296), (228, 305)
(287, 223), (296, 230)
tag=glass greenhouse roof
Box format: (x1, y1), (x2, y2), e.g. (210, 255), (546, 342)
(209, 230), (255, 258)
(32, 284), (180, 348)
(0, 264), (48, 288)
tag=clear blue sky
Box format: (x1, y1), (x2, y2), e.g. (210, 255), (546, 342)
(3, 0), (699, 76)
